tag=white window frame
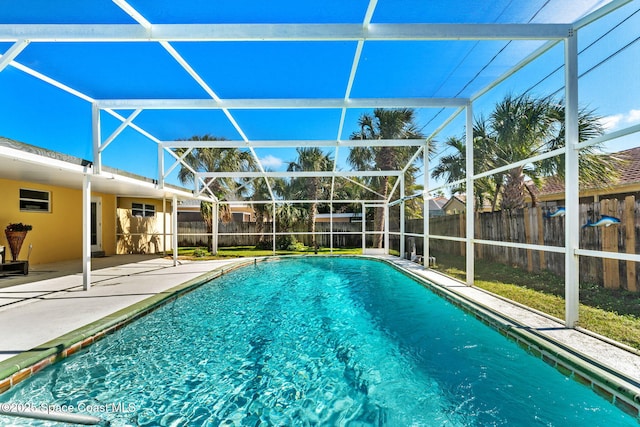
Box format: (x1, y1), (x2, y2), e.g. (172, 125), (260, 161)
(132, 202), (156, 218)
(19, 188), (51, 212)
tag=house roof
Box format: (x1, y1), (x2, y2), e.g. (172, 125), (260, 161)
(532, 146), (640, 198)
(429, 196), (448, 210)
(0, 137), (202, 200)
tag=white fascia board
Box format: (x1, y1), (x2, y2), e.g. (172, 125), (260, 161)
(0, 23), (571, 42)
(197, 171), (401, 178)
(162, 139), (427, 148)
(0, 145), (90, 174)
(96, 97), (469, 110)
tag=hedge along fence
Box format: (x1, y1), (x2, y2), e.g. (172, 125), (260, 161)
(423, 196), (639, 292)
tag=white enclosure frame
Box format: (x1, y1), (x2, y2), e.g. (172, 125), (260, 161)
(0, 0), (637, 330)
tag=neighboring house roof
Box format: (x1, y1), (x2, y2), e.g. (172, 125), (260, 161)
(0, 137), (202, 201)
(429, 196), (448, 211)
(442, 195), (466, 212)
(530, 146), (640, 200)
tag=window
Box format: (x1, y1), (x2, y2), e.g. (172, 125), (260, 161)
(132, 202), (155, 217)
(20, 188), (50, 212)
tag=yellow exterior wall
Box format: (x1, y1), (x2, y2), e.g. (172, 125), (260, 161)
(116, 197), (173, 254)
(0, 178), (117, 265)
(100, 194), (117, 256)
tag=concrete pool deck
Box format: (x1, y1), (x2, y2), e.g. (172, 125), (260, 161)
(0, 254), (639, 417)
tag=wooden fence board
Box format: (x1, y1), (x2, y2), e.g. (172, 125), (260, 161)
(626, 196), (637, 291)
(601, 199), (620, 289)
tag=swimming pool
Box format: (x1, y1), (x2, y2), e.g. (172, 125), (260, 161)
(0, 257), (636, 426)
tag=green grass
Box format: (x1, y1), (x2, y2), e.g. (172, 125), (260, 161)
(433, 254), (640, 350)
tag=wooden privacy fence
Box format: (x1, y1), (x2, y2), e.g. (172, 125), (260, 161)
(178, 221), (365, 248)
(424, 196), (639, 292)
(179, 196), (639, 291)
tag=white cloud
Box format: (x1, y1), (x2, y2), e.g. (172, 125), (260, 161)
(626, 109), (640, 124)
(260, 154), (283, 169)
(601, 109), (640, 131)
(600, 114), (623, 131)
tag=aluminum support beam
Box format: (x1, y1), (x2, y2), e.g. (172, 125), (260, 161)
(82, 173), (91, 290)
(0, 23), (572, 42)
(96, 97), (469, 110)
(424, 143), (430, 268)
(384, 204), (390, 255)
(400, 176), (405, 259)
(212, 201), (219, 255)
(197, 171), (402, 179)
(100, 109), (141, 153)
(172, 195), (178, 266)
(361, 203), (366, 253)
(0, 39), (29, 72)
(465, 103), (474, 286)
(330, 202), (334, 254)
(272, 203), (276, 255)
(91, 104), (101, 173)
(162, 139), (428, 148)
(158, 143), (164, 188)
(564, 32), (580, 328)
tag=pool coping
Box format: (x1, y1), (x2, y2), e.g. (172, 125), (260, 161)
(0, 254), (639, 421)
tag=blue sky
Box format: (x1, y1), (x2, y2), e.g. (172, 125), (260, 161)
(0, 0), (638, 193)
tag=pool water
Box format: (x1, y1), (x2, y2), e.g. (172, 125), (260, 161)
(0, 257), (636, 426)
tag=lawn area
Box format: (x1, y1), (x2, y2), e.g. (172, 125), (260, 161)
(433, 254), (640, 350)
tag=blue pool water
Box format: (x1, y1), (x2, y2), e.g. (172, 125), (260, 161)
(0, 257), (636, 426)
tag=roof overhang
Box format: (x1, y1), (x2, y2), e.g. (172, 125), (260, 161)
(0, 138), (210, 201)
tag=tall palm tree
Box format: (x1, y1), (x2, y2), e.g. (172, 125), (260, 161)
(287, 147), (333, 248)
(488, 94), (618, 210)
(249, 176), (280, 245)
(175, 134), (257, 248)
(348, 108), (426, 248)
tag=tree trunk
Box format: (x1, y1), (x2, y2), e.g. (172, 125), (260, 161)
(374, 176), (389, 248)
(309, 177), (319, 248)
(255, 210), (265, 243)
(502, 167), (525, 210)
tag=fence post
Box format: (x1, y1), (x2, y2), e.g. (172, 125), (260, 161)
(524, 207), (533, 272)
(537, 206), (545, 270)
(625, 196), (636, 291)
(601, 198), (620, 289)
(459, 213), (465, 256)
(475, 211), (482, 259)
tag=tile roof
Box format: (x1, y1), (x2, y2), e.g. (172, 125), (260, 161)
(533, 146), (640, 197)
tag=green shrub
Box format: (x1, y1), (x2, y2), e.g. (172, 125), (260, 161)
(192, 247), (208, 257)
(287, 241), (306, 251)
(255, 239), (273, 250)
(276, 235), (297, 250)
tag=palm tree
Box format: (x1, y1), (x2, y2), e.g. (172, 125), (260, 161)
(488, 94), (618, 210)
(287, 147), (333, 248)
(348, 108), (426, 248)
(175, 134), (257, 248)
(431, 120), (503, 211)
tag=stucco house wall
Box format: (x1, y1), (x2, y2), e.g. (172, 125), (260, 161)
(0, 178), (116, 265)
